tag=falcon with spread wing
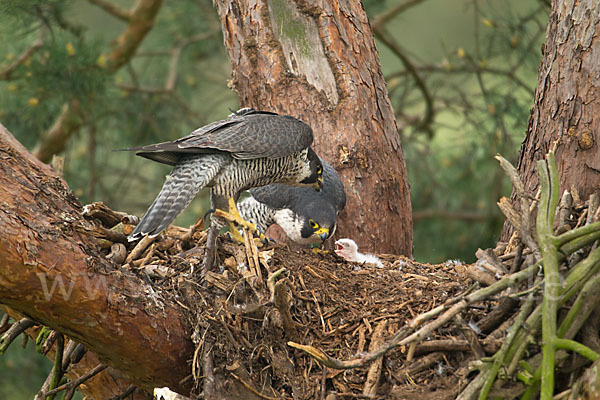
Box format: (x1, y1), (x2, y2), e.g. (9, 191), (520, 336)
(123, 108), (323, 259)
(238, 159), (345, 245)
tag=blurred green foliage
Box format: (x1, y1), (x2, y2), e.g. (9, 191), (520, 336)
(0, 319), (53, 399)
(0, 0), (549, 397)
(374, 0), (548, 262)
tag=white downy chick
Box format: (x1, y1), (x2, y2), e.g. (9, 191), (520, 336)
(334, 238), (383, 268)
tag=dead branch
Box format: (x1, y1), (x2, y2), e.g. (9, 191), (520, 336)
(0, 318), (35, 353)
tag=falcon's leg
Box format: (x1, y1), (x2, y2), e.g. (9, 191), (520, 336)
(214, 197), (266, 242)
(202, 220), (220, 278)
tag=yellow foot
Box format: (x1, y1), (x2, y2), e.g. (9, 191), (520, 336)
(214, 197), (268, 245)
(213, 198), (257, 230)
(312, 248), (329, 255)
(226, 223), (266, 247)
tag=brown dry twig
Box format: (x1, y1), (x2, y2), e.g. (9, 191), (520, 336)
(0, 318), (35, 354)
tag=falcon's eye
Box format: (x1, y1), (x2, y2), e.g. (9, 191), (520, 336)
(308, 219), (318, 229)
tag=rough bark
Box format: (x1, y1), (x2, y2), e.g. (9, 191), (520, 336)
(502, 0), (600, 239)
(214, 0), (413, 256)
(0, 123), (193, 395)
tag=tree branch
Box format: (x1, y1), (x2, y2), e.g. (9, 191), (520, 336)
(0, 34), (44, 80)
(31, 0), (163, 163)
(0, 123), (194, 394)
(88, 0), (132, 21)
(105, 0), (163, 72)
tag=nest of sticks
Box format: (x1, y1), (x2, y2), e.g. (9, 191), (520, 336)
(5, 150), (600, 399)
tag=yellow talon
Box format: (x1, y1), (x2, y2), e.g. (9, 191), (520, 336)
(227, 222), (245, 244)
(214, 197), (266, 245)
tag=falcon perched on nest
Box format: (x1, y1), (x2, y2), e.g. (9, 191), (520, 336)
(123, 108), (323, 260)
(238, 159), (345, 245)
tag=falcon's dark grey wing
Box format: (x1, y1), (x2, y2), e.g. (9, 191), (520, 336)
(179, 110), (314, 159)
(321, 161), (346, 212)
(247, 184), (297, 210)
(121, 109), (314, 165)
(249, 159), (345, 212)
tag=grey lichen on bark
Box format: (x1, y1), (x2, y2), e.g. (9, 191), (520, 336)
(267, 0), (338, 106)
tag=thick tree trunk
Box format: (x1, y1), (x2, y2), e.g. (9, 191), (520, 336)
(214, 0), (413, 256)
(0, 124), (193, 395)
(502, 0), (600, 239)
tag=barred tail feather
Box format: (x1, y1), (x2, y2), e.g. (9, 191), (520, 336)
(129, 154), (228, 240)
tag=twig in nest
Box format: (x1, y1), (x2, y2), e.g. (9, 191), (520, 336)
(466, 264), (496, 286)
(42, 364), (107, 398)
(191, 337), (205, 382)
(273, 279), (299, 341)
(135, 243), (156, 268)
(243, 227), (262, 286)
(363, 320), (388, 396)
(0, 318), (35, 354)
(203, 339), (216, 400)
(495, 154), (540, 255)
(108, 385), (137, 400)
(412, 338), (501, 355)
(335, 393), (380, 399)
(509, 243), (524, 273)
(320, 367), (327, 400)
(181, 218), (205, 248)
(455, 314), (485, 359)
(586, 193), (600, 225)
(125, 234), (155, 264)
(394, 352), (444, 381)
(230, 372), (279, 400)
(267, 268), (287, 303)
(476, 297), (519, 334)
(312, 290), (326, 334)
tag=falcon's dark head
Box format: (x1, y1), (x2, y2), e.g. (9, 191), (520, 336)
(299, 147), (323, 191)
(300, 216), (335, 243)
(273, 196), (337, 244)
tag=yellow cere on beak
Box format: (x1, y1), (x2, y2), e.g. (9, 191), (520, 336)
(314, 176), (323, 191)
(315, 227), (329, 241)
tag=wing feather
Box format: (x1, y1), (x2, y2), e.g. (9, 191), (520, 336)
(120, 109), (313, 165)
(248, 160), (345, 212)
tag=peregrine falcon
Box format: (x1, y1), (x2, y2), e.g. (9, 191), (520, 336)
(237, 160), (345, 245)
(123, 108), (323, 250)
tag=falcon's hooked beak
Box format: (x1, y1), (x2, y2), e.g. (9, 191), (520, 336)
(315, 227), (329, 241)
(313, 175), (323, 191)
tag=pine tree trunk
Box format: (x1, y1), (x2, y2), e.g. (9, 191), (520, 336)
(502, 0), (600, 239)
(214, 0), (413, 256)
(0, 124), (193, 396)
